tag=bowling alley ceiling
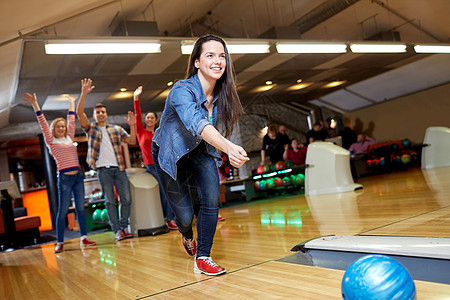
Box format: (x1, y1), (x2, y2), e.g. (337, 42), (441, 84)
(0, 0), (449, 141)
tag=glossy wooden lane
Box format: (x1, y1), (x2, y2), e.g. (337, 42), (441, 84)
(1, 167), (450, 299)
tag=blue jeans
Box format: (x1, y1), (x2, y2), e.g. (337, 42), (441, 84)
(56, 172), (87, 242)
(153, 142), (219, 258)
(97, 167), (131, 233)
(146, 164), (174, 221)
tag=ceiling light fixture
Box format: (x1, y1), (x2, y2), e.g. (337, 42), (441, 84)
(414, 44), (450, 53)
(349, 43), (406, 53)
(120, 88), (127, 92)
(265, 81), (273, 85)
(276, 43), (347, 53)
(253, 85), (276, 93)
(181, 41), (270, 55)
(322, 81), (347, 88)
(45, 39), (161, 54)
(287, 82), (313, 91)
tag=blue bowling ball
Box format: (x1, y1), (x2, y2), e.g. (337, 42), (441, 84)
(259, 180), (267, 191)
(402, 138), (411, 148)
(342, 254), (416, 300)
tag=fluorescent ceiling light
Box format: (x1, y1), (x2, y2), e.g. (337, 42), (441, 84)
(350, 43), (406, 53)
(181, 41), (270, 55)
(181, 43), (194, 55)
(414, 44), (450, 53)
(227, 44), (270, 53)
(276, 43), (347, 53)
(45, 39), (161, 54)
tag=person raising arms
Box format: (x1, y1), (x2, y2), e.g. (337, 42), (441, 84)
(132, 86), (177, 230)
(76, 78), (137, 242)
(24, 92), (96, 253)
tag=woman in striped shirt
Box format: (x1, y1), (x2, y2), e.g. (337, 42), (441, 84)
(24, 92), (96, 253)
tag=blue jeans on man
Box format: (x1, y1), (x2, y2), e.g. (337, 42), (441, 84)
(97, 167), (131, 233)
(56, 172), (87, 243)
(153, 142), (219, 258)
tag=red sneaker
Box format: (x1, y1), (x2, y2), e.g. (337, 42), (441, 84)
(54, 242), (64, 253)
(115, 230), (125, 241)
(80, 237), (96, 247)
(121, 228), (133, 239)
(217, 215), (226, 222)
(167, 220), (178, 230)
(194, 256), (226, 276)
(181, 236), (197, 257)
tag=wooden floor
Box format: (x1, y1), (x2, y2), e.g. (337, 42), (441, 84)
(2, 166), (450, 299)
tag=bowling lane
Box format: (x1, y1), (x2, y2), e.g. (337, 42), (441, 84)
(146, 261), (450, 299)
(363, 206), (450, 238)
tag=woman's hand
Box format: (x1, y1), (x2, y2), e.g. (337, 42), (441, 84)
(226, 143), (249, 168)
(134, 86), (143, 101)
(24, 92), (37, 105)
(65, 95), (76, 103)
(24, 92), (40, 111)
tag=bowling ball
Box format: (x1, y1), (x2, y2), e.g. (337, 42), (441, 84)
(254, 181), (261, 191)
(366, 159), (372, 168)
(275, 161), (287, 170)
(263, 165), (270, 173)
(259, 180), (267, 190)
(295, 173), (305, 185)
(372, 158), (379, 167)
(256, 166), (265, 174)
(282, 176), (291, 186)
(101, 209), (109, 222)
(274, 177), (283, 187)
(270, 164), (276, 172)
(401, 154), (411, 164)
(379, 157), (385, 166)
(342, 254), (416, 300)
(394, 156), (402, 164)
(266, 179), (276, 189)
(402, 138), (411, 148)
(92, 209), (102, 222)
(285, 160), (294, 167)
(410, 152), (418, 161)
(391, 143), (399, 150)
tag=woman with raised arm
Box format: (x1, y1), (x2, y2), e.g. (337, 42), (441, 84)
(24, 93), (96, 253)
(132, 86), (177, 230)
(152, 34), (249, 276)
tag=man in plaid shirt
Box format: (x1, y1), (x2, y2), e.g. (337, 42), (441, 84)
(77, 78), (137, 241)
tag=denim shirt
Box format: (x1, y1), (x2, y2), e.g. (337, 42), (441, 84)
(153, 74), (222, 180)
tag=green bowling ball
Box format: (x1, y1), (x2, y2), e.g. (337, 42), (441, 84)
(92, 209), (103, 222)
(266, 179), (276, 189)
(285, 160), (294, 167)
(101, 208), (109, 222)
(295, 173), (305, 185)
(282, 176), (291, 186)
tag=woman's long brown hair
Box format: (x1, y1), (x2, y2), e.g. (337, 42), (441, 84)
(186, 34), (243, 138)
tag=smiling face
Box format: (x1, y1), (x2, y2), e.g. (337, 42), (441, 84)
(291, 139), (298, 149)
(145, 112), (157, 130)
(194, 40), (226, 82)
(52, 120), (67, 138)
(93, 106), (107, 125)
